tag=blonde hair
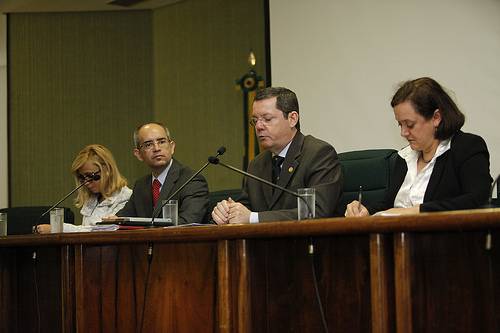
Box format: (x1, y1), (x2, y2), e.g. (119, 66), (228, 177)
(71, 144), (128, 208)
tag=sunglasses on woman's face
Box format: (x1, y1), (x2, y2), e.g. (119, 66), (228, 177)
(77, 170), (101, 183)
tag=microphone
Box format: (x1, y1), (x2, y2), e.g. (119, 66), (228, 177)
(484, 174), (500, 208)
(151, 146), (226, 223)
(208, 156), (314, 219)
(33, 172), (101, 233)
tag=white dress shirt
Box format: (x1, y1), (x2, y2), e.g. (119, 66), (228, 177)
(393, 139), (451, 208)
(63, 186), (132, 232)
(152, 159), (173, 190)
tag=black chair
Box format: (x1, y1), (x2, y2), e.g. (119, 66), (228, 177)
(0, 206), (75, 235)
(337, 149), (397, 215)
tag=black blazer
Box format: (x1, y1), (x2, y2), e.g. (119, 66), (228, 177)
(117, 159), (209, 224)
(239, 131), (343, 222)
(368, 131), (492, 214)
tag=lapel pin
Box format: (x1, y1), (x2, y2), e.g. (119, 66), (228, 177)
(288, 167), (294, 173)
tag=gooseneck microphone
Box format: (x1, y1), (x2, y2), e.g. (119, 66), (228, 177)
(150, 146), (226, 223)
(485, 174), (500, 208)
(33, 172), (101, 233)
(208, 156), (314, 219)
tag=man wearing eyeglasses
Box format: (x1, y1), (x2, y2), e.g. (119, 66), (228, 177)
(212, 87), (343, 224)
(113, 122), (209, 224)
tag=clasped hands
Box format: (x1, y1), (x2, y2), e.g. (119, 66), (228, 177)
(212, 198), (251, 224)
(345, 200), (420, 217)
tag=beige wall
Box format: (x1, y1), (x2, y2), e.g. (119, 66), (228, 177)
(270, 0), (500, 180)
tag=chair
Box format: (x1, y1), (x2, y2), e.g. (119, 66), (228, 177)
(0, 206), (75, 235)
(337, 149), (397, 215)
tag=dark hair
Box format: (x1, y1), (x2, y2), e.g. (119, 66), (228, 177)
(255, 87), (300, 131)
(391, 77), (465, 140)
(133, 122), (171, 148)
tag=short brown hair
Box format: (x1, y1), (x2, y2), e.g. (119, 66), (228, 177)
(391, 77), (465, 140)
(255, 87), (300, 131)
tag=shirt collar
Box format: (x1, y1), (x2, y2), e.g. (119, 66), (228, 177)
(398, 138), (451, 163)
(152, 159), (173, 186)
(275, 140), (293, 158)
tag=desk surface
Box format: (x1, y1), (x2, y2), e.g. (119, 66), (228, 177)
(1, 208), (500, 247)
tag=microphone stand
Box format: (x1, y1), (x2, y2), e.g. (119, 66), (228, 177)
(208, 156), (314, 219)
(33, 173), (100, 233)
(151, 147), (226, 223)
(483, 174), (499, 252)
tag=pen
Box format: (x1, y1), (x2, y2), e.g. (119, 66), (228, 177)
(358, 185), (363, 211)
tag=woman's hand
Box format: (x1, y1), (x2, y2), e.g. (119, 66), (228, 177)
(36, 224), (51, 234)
(345, 200), (370, 217)
(377, 206), (420, 215)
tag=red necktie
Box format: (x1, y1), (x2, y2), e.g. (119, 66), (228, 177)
(152, 179), (161, 207)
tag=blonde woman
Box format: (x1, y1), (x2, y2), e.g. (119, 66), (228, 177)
(37, 144), (132, 232)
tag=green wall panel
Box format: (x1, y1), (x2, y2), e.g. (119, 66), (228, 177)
(153, 0), (267, 191)
(8, 11), (154, 223)
(7, 0), (267, 223)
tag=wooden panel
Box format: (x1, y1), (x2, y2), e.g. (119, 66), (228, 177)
(0, 247), (18, 333)
(0, 246), (64, 333)
(394, 232), (413, 333)
(403, 231), (500, 333)
(76, 242), (218, 333)
(370, 233), (395, 333)
(247, 235), (372, 332)
(217, 240), (232, 333)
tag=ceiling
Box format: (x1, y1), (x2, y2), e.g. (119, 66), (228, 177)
(0, 0), (182, 13)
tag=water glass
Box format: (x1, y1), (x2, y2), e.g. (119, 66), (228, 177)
(297, 188), (315, 220)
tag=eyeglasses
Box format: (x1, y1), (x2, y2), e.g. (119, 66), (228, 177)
(77, 171), (100, 184)
(138, 137), (170, 151)
(249, 116), (278, 127)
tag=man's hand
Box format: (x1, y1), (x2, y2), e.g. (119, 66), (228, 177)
(227, 199), (251, 224)
(212, 198), (231, 225)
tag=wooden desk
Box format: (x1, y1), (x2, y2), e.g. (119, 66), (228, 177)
(1, 209), (499, 332)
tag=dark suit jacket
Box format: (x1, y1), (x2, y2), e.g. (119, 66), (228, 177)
(368, 131), (492, 214)
(117, 159), (209, 224)
(239, 132), (343, 222)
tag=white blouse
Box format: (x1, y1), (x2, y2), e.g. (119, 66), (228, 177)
(393, 139), (451, 209)
(63, 186), (132, 232)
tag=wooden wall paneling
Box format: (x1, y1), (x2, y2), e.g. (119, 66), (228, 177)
(217, 239), (232, 333)
(369, 233), (395, 333)
(0, 247), (18, 333)
(77, 242), (218, 333)
(393, 232), (413, 333)
(248, 236), (371, 332)
(408, 231), (500, 333)
(236, 239), (251, 333)
(10, 247), (64, 333)
(60, 245), (75, 333)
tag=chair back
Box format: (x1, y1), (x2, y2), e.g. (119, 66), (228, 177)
(337, 149), (397, 215)
(0, 206), (75, 235)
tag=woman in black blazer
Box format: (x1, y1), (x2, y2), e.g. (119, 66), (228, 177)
(346, 77), (492, 217)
